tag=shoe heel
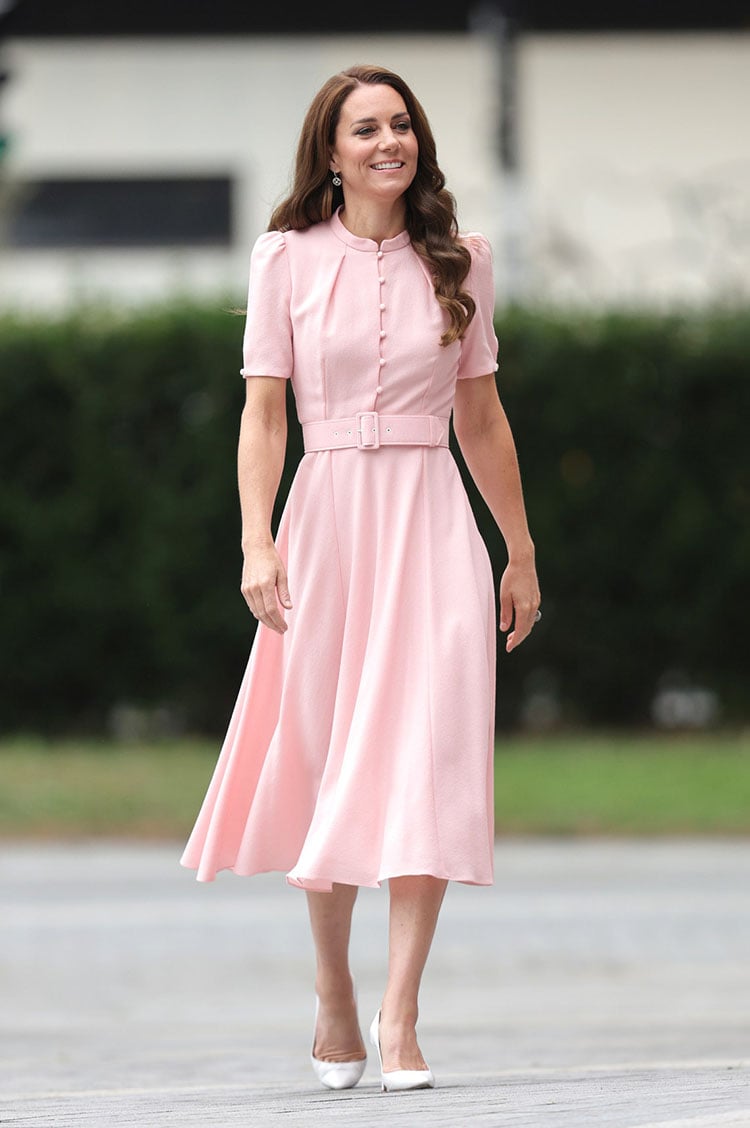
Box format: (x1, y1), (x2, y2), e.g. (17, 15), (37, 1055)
(311, 981), (367, 1090)
(369, 1008), (435, 1092)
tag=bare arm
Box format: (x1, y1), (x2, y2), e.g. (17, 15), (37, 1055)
(237, 375), (293, 634)
(453, 372), (541, 652)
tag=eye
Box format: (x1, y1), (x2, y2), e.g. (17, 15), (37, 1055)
(395, 121), (411, 132)
(356, 126), (375, 136)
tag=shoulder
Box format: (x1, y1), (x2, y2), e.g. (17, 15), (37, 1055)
(261, 220), (335, 247)
(458, 231), (494, 264)
(252, 221), (334, 262)
(249, 229), (288, 268)
(457, 233), (495, 300)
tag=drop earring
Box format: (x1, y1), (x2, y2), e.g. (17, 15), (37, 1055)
(332, 172), (342, 186)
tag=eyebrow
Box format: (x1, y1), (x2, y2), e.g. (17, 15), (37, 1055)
(350, 112), (410, 126)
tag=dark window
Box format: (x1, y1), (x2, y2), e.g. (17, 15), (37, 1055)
(4, 176), (233, 247)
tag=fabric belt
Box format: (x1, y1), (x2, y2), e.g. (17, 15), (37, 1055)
(302, 411), (450, 452)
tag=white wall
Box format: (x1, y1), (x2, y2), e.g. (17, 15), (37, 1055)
(517, 32), (750, 309)
(1, 30), (749, 313)
(0, 34), (499, 313)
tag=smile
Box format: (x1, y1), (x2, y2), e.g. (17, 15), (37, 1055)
(371, 161), (405, 170)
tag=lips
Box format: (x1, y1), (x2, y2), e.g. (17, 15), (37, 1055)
(371, 161), (405, 170)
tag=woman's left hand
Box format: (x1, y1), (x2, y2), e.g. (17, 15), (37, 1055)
(499, 558), (541, 653)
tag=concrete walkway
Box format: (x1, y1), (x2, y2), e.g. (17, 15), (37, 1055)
(1, 836), (749, 1127)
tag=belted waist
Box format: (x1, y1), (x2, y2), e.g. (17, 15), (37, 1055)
(302, 411), (450, 452)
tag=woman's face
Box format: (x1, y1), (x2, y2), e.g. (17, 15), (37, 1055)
(329, 83), (418, 207)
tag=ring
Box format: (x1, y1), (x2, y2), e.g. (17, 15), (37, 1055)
(534, 609), (542, 623)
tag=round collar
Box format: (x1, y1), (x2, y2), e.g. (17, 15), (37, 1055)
(330, 206), (410, 253)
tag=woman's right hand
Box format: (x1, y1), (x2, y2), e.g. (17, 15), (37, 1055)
(240, 542), (293, 634)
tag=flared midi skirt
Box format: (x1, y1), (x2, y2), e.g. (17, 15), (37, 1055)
(180, 443), (497, 891)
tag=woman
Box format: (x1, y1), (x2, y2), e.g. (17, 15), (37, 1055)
(181, 63), (540, 1093)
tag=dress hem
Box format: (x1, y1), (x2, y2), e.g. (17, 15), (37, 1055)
(179, 857), (494, 891)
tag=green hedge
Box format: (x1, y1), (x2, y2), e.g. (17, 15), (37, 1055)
(1, 300), (748, 735)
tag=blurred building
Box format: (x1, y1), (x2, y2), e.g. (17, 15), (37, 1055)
(0, 1), (748, 312)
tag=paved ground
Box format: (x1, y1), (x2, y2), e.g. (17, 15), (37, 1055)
(1, 836), (749, 1127)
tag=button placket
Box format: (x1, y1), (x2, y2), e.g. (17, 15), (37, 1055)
(375, 250), (386, 406)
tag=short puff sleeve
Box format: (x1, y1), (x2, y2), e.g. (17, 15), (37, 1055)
(239, 230), (293, 379)
(456, 233), (499, 380)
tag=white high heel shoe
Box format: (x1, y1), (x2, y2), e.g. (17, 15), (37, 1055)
(310, 991), (367, 1090)
(369, 1009), (435, 1092)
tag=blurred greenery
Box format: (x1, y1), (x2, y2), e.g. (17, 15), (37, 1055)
(0, 733), (747, 839)
(493, 729), (750, 835)
(1, 300), (748, 735)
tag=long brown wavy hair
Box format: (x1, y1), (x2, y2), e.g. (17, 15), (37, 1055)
(269, 64), (476, 346)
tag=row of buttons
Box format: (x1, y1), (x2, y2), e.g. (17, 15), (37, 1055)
(376, 250), (386, 401)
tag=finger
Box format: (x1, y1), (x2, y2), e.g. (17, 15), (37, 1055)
(506, 602), (538, 652)
(499, 590), (513, 633)
(265, 567), (293, 628)
(258, 584), (288, 634)
(240, 583), (258, 616)
(277, 568), (293, 610)
(243, 580), (286, 634)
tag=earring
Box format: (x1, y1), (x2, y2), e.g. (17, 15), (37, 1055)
(332, 172), (342, 186)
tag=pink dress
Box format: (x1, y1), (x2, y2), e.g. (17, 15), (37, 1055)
(180, 207), (499, 891)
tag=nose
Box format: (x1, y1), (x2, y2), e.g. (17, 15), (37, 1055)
(379, 129), (400, 150)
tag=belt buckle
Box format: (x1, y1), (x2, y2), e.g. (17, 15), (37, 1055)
(356, 410), (380, 450)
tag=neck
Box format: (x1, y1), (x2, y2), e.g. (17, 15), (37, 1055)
(337, 200), (407, 244)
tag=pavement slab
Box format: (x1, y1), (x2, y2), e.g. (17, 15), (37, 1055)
(1, 836), (748, 1126)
